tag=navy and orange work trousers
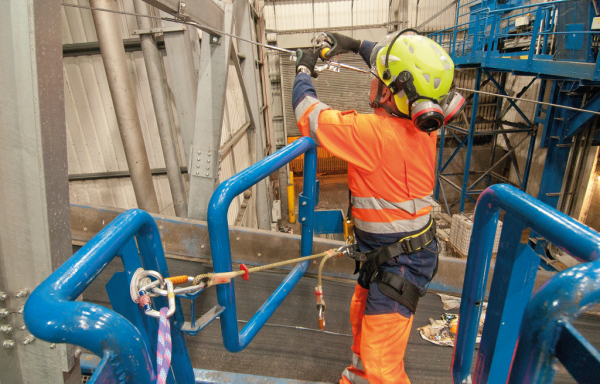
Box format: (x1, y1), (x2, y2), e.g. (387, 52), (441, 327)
(340, 228), (437, 384)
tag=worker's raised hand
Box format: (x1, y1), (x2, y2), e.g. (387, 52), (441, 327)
(295, 49), (320, 78)
(321, 32), (361, 60)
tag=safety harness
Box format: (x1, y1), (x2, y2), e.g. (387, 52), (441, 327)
(347, 217), (438, 313)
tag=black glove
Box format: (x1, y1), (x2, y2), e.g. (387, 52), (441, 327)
(295, 49), (319, 78)
(322, 32), (361, 59)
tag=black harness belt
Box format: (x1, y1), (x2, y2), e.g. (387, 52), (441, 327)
(349, 217), (437, 313)
(375, 271), (423, 313)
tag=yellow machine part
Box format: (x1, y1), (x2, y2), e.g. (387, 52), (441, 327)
(287, 183), (296, 224)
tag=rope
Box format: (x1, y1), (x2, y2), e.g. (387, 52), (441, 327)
(317, 252), (337, 288)
(192, 250), (340, 285)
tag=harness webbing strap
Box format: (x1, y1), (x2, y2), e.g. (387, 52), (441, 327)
(351, 217), (437, 313)
(374, 271), (422, 313)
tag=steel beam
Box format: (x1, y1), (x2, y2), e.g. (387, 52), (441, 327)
(142, 0), (224, 35)
(134, 0), (188, 217)
(460, 68), (482, 212)
(234, 0), (271, 230)
(90, 0), (160, 213)
(483, 68), (533, 127)
(0, 0), (80, 382)
(187, 3), (234, 220)
(565, 92), (600, 139)
(161, 15), (199, 164)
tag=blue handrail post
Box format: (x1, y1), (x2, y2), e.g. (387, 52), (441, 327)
(475, 213), (539, 383)
(452, 189), (499, 384)
(208, 137), (318, 352)
(509, 260), (600, 383)
(452, 184), (600, 384)
(459, 67), (481, 212)
(24, 209), (195, 384)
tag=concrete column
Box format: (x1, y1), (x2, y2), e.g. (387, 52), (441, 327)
(90, 0), (160, 213)
(133, 0), (188, 217)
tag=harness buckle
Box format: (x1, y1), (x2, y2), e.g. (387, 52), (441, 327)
(401, 239), (414, 254)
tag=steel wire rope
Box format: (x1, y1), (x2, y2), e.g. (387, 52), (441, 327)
(63, 3), (600, 116)
(456, 87), (600, 116)
(61, 2), (368, 73)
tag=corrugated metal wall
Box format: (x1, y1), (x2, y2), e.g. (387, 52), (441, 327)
(281, 52), (372, 137)
(62, 0), (257, 226)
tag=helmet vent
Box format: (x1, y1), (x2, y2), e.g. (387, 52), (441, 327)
(422, 73), (431, 83)
(415, 63), (421, 70)
(434, 78), (441, 89)
(409, 45), (415, 54)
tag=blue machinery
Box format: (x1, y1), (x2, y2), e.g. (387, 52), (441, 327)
(23, 132), (600, 382)
(431, 0), (600, 216)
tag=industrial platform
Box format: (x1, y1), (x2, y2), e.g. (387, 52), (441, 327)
(81, 256), (599, 383)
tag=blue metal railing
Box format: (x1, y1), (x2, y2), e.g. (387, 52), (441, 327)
(429, 0), (600, 79)
(24, 209), (194, 384)
(453, 184), (600, 383)
(208, 136), (318, 352)
(23, 137), (318, 381)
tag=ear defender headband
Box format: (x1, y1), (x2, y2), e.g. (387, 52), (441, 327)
(379, 29), (465, 133)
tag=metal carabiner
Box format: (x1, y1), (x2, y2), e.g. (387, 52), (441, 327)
(142, 280), (176, 319)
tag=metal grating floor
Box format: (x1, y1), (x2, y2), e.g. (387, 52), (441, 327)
(80, 258), (598, 383)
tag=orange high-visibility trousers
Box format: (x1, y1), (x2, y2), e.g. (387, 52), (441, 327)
(340, 284), (413, 384)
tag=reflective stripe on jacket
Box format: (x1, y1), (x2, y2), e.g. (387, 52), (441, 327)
(293, 80), (436, 234)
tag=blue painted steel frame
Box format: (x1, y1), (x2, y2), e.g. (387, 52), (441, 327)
(430, 0), (600, 81)
(208, 137), (318, 352)
(313, 209), (344, 234)
(24, 209), (194, 384)
(452, 184), (600, 384)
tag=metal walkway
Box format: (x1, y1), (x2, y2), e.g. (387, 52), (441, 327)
(81, 256), (598, 383)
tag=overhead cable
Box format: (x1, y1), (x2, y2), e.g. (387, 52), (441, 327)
(456, 87), (600, 116)
(62, 3), (600, 116)
(61, 2), (368, 73)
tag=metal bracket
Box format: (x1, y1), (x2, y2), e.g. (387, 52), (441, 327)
(298, 193), (312, 226)
(180, 305), (225, 337)
(174, 0), (191, 22)
(190, 147), (217, 179)
(132, 26), (187, 36)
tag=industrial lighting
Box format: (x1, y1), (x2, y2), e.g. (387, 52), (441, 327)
(597, 176), (600, 181)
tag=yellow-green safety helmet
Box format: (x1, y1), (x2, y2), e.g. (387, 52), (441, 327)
(370, 30), (465, 132)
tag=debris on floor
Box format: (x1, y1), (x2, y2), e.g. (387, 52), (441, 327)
(437, 293), (461, 310)
(418, 295), (487, 347)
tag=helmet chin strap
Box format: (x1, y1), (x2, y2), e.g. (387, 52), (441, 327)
(370, 79), (408, 118)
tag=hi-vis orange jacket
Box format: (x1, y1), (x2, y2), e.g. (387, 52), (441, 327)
(294, 83), (436, 234)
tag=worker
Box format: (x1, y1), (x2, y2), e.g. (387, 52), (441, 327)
(293, 30), (464, 383)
